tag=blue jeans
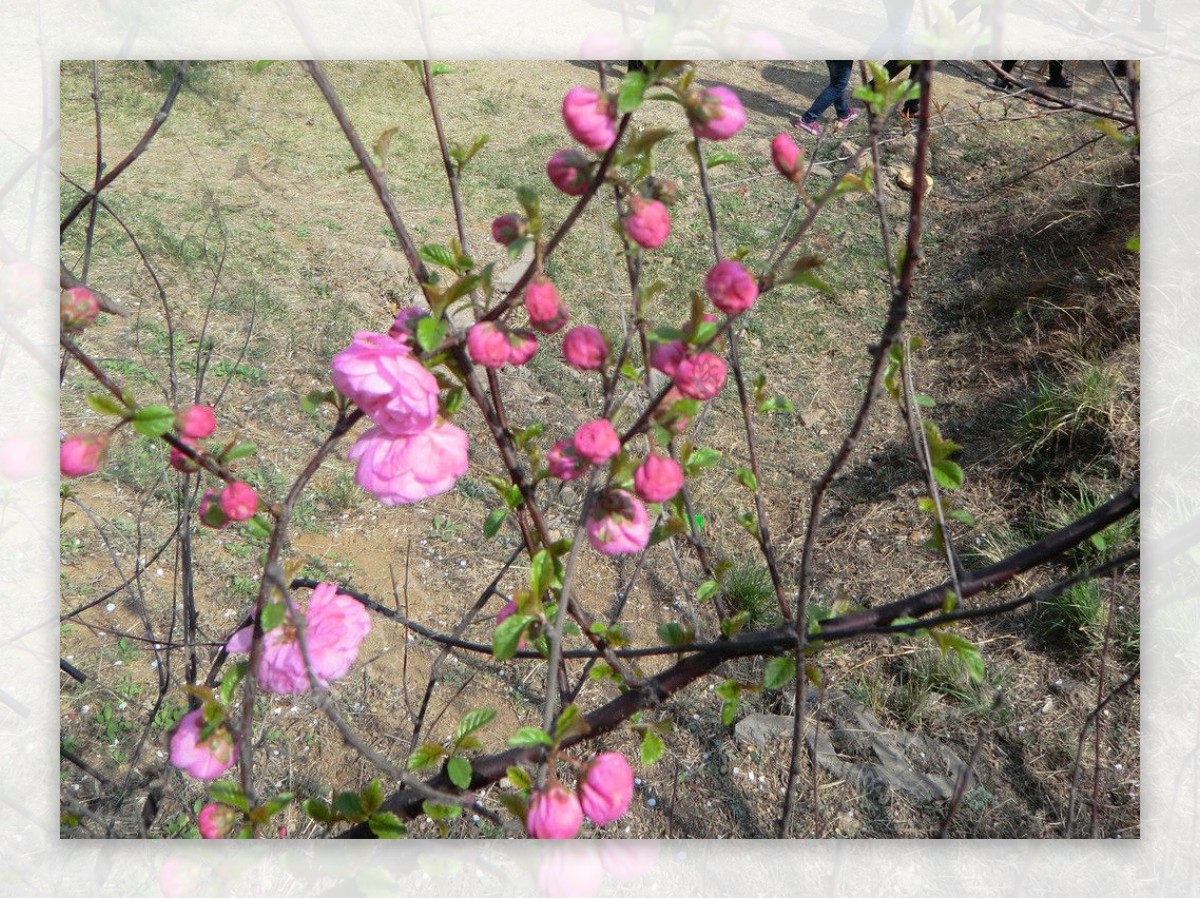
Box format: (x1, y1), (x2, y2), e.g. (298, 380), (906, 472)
(801, 61), (853, 124)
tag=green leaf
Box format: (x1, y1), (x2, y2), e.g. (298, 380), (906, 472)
(695, 579), (719, 603)
(333, 790), (365, 820)
(506, 766), (533, 791)
(131, 404), (176, 438)
(618, 70), (647, 114)
(932, 459), (965, 491)
(259, 601), (287, 635)
(625, 126), (673, 156)
(721, 697), (739, 727)
(302, 797), (334, 823)
(252, 60), (276, 74)
(720, 610), (750, 638)
(1126, 235), (1140, 252)
(685, 447), (721, 472)
(447, 756), (473, 790)
(641, 730), (665, 765)
(208, 781), (250, 812)
(758, 396), (795, 414)
(933, 632), (986, 684)
(368, 811), (407, 838)
(735, 467), (758, 491)
(737, 511), (760, 539)
(223, 441), (257, 463)
(914, 393), (937, 409)
(656, 622), (691, 647)
(431, 63), (453, 76)
(419, 244), (457, 269)
(804, 663), (824, 688)
(300, 390), (328, 414)
(493, 614), (533, 661)
(483, 507), (508, 538)
(425, 800), (464, 821)
(946, 508), (976, 526)
(260, 792), (295, 817)
(218, 660), (248, 706)
(508, 726), (554, 749)
(529, 549), (554, 597)
(407, 742), (446, 771)
(706, 150), (742, 168)
(361, 778), (384, 815)
(244, 513), (272, 541)
(714, 679), (740, 701)
(416, 317), (448, 354)
(454, 708), (497, 744)
(86, 393), (128, 417)
(554, 703), (589, 741)
(762, 657), (797, 690)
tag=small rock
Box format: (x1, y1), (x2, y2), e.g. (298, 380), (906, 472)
(801, 408), (827, 427)
(735, 713), (794, 750)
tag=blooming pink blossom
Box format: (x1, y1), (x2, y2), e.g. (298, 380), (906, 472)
(347, 422), (469, 506)
(562, 326), (609, 371)
(562, 87), (617, 153)
(169, 438), (200, 473)
(649, 340), (687, 377)
(705, 260), (759, 316)
(546, 439), (587, 481)
(176, 404), (217, 439)
(198, 803), (240, 839)
(587, 489), (650, 556)
(507, 328), (539, 366)
(198, 488), (228, 528)
(61, 286), (99, 332)
(60, 433), (108, 478)
(546, 149), (592, 196)
(578, 752), (635, 825)
(771, 132), (803, 182)
(689, 85), (747, 141)
(226, 581), (372, 694)
(467, 321), (513, 369)
(524, 276), (568, 334)
(220, 481), (258, 522)
(573, 419), (620, 465)
(330, 331), (440, 435)
(675, 352), (727, 400)
(526, 784), (584, 839)
(633, 452), (684, 503)
(388, 306), (425, 340)
(169, 709), (237, 781)
(491, 213), (528, 246)
(623, 196), (671, 249)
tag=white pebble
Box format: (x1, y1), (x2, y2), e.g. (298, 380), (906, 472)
(105, 603), (116, 613)
(647, 798), (657, 808)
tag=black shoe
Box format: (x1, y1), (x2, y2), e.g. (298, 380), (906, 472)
(1113, 61), (1127, 77)
(1047, 76), (1073, 88)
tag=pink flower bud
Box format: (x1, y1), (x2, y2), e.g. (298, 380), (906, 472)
(633, 453), (684, 503)
(586, 489), (650, 556)
(198, 488), (229, 529)
(547, 439), (588, 481)
(526, 784), (584, 839)
(573, 418), (620, 465)
(771, 132), (803, 182)
(176, 404), (217, 440)
(578, 752), (635, 825)
(169, 438), (200, 473)
(491, 213), (528, 246)
(60, 433), (109, 478)
(649, 340), (687, 377)
(197, 803), (240, 839)
(524, 276), (568, 334)
(467, 321), (513, 369)
(675, 352), (727, 400)
(220, 481), (258, 522)
(649, 176), (680, 206)
(546, 149), (592, 196)
(507, 328), (539, 367)
(623, 196), (671, 249)
(704, 260), (759, 316)
(562, 87), (618, 153)
(689, 85), (747, 141)
(562, 326), (609, 371)
(61, 286), (100, 332)
(388, 305), (426, 340)
(169, 708), (237, 782)
(331, 332), (440, 436)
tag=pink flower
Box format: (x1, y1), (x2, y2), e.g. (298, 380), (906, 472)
(675, 352), (727, 400)
(578, 752), (634, 825)
(573, 419), (620, 465)
(491, 213), (528, 246)
(169, 709), (237, 781)
(623, 196), (671, 249)
(547, 439), (587, 481)
(330, 331), (440, 435)
(347, 422), (469, 506)
(771, 132), (803, 182)
(467, 321), (513, 369)
(633, 453), (684, 503)
(197, 803), (240, 839)
(546, 149), (592, 196)
(507, 328), (539, 366)
(388, 306), (425, 340)
(60, 433), (108, 478)
(220, 481), (258, 521)
(198, 488), (228, 529)
(649, 340), (686, 377)
(169, 438), (200, 473)
(705, 260), (759, 316)
(562, 87), (617, 153)
(524, 276), (568, 334)
(226, 581), (372, 694)
(586, 489), (650, 556)
(562, 326), (609, 371)
(176, 404), (217, 439)
(61, 286), (99, 332)
(689, 85), (747, 141)
(526, 784), (584, 839)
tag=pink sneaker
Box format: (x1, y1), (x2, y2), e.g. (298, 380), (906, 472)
(794, 117), (823, 137)
(835, 109), (860, 129)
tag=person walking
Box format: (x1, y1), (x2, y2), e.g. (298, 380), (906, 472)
(793, 60), (859, 137)
(993, 60), (1073, 89)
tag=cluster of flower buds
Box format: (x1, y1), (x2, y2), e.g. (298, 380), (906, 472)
(525, 752), (635, 839)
